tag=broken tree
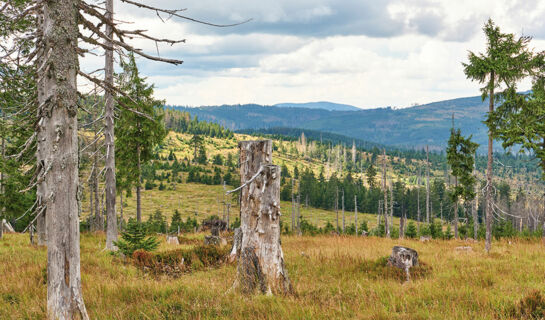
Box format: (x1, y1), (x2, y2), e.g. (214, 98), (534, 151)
(234, 140), (292, 295)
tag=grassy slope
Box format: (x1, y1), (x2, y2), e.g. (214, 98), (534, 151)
(1, 233), (543, 319)
(82, 131), (435, 228)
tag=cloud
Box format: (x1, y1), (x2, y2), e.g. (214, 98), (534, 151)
(77, 0), (545, 108)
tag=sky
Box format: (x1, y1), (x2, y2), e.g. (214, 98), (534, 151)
(84, 0), (545, 109)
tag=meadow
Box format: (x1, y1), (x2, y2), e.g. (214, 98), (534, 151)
(1, 232), (544, 319)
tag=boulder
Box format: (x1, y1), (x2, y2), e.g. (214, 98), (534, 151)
(204, 235), (221, 246)
(420, 236), (431, 242)
(387, 246), (419, 282)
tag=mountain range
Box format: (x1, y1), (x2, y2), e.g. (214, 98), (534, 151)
(168, 95), (493, 151)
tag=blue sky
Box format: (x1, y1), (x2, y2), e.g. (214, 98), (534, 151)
(82, 0), (545, 108)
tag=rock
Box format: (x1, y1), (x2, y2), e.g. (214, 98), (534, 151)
(387, 246), (419, 282)
(455, 246), (472, 252)
(166, 235), (179, 245)
(420, 236), (431, 242)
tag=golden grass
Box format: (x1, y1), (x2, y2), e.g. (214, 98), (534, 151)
(1, 233), (544, 319)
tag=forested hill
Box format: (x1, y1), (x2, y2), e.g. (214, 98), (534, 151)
(169, 95), (490, 151)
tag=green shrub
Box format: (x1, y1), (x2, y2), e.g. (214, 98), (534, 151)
(114, 219), (160, 256)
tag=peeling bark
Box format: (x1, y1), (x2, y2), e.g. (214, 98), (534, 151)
(236, 140), (292, 295)
(37, 0), (89, 318)
(104, 0), (118, 251)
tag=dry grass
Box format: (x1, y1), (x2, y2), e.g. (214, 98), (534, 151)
(1, 233), (544, 319)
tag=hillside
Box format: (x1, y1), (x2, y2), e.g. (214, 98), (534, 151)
(170, 95), (491, 151)
(274, 101), (361, 111)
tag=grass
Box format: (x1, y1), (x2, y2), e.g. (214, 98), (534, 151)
(1, 233), (545, 319)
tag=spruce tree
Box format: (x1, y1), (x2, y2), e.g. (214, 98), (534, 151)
(446, 128), (479, 238)
(462, 19), (533, 252)
(115, 53), (167, 222)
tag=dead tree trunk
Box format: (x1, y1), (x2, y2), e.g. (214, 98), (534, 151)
(382, 149), (390, 238)
(92, 108), (101, 231)
(37, 0), (89, 317)
(426, 145), (430, 224)
(390, 183), (394, 234)
(236, 140), (291, 295)
(296, 193), (301, 235)
(0, 109), (4, 240)
(136, 143), (142, 222)
(473, 155), (479, 240)
(291, 178), (295, 232)
(354, 195), (358, 235)
(104, 0), (117, 250)
(335, 187), (339, 232)
(342, 189), (345, 232)
(454, 176), (459, 238)
(417, 167), (421, 234)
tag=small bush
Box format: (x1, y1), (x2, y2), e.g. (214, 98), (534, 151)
(114, 219), (160, 256)
(132, 245), (230, 276)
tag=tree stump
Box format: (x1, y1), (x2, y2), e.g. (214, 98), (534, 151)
(236, 140), (292, 295)
(388, 246), (418, 282)
(166, 235), (179, 245)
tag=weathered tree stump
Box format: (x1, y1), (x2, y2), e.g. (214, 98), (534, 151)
(388, 246), (418, 282)
(236, 140), (292, 295)
(166, 235), (179, 245)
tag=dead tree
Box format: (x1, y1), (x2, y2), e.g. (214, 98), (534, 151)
(354, 195), (358, 235)
(103, 0), (117, 250)
(382, 149), (390, 237)
(233, 140), (292, 295)
(426, 145), (430, 224)
(472, 155), (479, 239)
(342, 189), (345, 232)
(335, 187), (339, 232)
(417, 166), (421, 233)
(37, 0), (90, 317)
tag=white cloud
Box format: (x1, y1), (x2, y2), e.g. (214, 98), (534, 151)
(78, 0), (545, 108)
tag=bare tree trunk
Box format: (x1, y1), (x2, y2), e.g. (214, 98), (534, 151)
(136, 143), (142, 222)
(37, 1), (89, 317)
(291, 178), (294, 232)
(354, 195), (358, 235)
(389, 183), (394, 234)
(382, 149), (390, 238)
(400, 203), (406, 239)
(473, 155), (479, 239)
(92, 108), (100, 231)
(426, 145), (430, 224)
(296, 193), (301, 235)
(454, 176), (459, 239)
(335, 187), (339, 232)
(485, 78), (494, 253)
(341, 189), (345, 232)
(104, 0), (117, 250)
(0, 109), (4, 239)
(119, 190), (124, 231)
(236, 140), (291, 295)
(417, 167), (421, 234)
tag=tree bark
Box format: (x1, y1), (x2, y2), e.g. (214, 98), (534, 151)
(104, 0), (118, 250)
(426, 145), (430, 224)
(119, 190), (124, 231)
(335, 187), (339, 232)
(417, 167), (421, 234)
(37, 0), (89, 317)
(354, 195), (358, 235)
(236, 140), (291, 295)
(136, 143), (142, 222)
(383, 149), (390, 237)
(485, 76), (494, 253)
(473, 155), (479, 239)
(0, 109), (4, 239)
(454, 176), (459, 239)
